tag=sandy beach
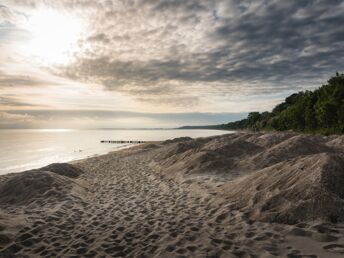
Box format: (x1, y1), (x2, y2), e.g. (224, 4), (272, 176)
(1, 132), (344, 257)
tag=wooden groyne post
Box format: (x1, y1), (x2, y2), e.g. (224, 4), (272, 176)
(100, 140), (147, 144)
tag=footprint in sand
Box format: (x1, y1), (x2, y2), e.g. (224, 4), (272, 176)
(0, 233), (12, 246)
(323, 244), (344, 254)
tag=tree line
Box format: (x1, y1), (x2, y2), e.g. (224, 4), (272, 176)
(221, 73), (344, 135)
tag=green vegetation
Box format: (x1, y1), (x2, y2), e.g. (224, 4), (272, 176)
(212, 73), (344, 134)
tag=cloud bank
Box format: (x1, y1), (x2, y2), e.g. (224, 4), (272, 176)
(64, 0), (344, 98)
(0, 110), (247, 129)
(1, 0), (344, 128)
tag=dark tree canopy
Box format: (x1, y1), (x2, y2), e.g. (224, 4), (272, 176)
(221, 73), (344, 135)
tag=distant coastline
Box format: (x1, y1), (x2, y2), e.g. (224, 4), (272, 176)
(177, 125), (231, 130)
(179, 73), (344, 135)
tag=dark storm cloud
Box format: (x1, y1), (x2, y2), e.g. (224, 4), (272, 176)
(150, 0), (209, 13)
(62, 0), (344, 99)
(66, 57), (203, 88)
(210, 0), (344, 81)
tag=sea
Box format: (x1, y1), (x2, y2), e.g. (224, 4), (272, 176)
(0, 129), (232, 175)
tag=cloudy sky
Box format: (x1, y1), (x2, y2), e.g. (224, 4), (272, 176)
(0, 0), (343, 129)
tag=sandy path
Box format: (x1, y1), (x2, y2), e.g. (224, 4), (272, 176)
(1, 149), (344, 257)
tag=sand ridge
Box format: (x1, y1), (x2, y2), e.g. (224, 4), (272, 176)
(0, 132), (344, 257)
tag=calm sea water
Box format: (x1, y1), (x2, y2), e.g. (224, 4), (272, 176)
(0, 129), (232, 175)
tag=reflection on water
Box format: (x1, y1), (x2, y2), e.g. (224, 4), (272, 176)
(0, 129), (233, 175)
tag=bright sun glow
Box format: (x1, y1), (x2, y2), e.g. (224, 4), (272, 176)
(22, 8), (84, 65)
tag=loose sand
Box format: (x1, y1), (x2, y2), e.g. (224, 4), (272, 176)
(0, 132), (344, 257)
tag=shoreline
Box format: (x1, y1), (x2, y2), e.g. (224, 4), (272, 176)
(0, 129), (230, 176)
(0, 143), (138, 177)
(1, 132), (344, 257)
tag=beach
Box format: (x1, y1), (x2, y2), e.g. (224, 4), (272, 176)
(0, 129), (230, 175)
(1, 132), (344, 257)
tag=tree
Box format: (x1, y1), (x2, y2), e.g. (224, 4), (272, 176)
(225, 73), (344, 134)
(247, 112), (261, 130)
(316, 100), (338, 128)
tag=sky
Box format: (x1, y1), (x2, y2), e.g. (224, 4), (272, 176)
(0, 0), (343, 129)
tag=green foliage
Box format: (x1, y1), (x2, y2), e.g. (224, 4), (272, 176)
(223, 73), (344, 134)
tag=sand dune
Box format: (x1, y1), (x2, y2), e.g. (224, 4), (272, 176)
(1, 132), (344, 257)
(222, 153), (344, 223)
